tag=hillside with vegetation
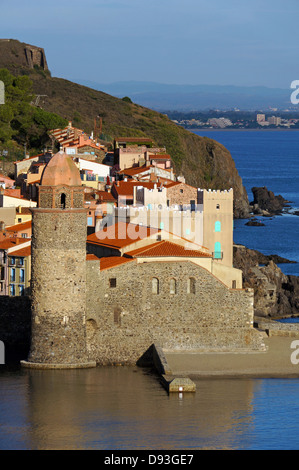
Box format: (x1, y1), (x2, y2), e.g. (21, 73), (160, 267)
(0, 39), (250, 217)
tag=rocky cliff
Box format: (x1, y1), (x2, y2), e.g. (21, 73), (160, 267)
(250, 186), (290, 216)
(234, 244), (299, 319)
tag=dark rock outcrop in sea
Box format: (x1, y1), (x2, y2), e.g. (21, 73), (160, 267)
(234, 244), (299, 319)
(250, 186), (290, 216)
(245, 219), (265, 226)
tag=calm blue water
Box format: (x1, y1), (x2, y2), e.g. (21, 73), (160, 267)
(1, 366), (299, 450)
(194, 130), (299, 276)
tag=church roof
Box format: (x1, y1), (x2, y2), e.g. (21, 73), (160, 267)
(87, 222), (159, 250)
(126, 240), (212, 258)
(40, 151), (81, 187)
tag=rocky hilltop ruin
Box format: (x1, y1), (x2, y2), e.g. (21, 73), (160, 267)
(0, 39), (48, 72)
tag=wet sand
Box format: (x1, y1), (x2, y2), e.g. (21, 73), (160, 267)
(163, 336), (299, 378)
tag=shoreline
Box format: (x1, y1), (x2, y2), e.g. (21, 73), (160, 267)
(186, 128), (299, 132)
(162, 336), (299, 379)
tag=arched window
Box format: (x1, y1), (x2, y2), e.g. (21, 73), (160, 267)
(215, 221), (221, 232)
(214, 242), (222, 259)
(114, 307), (122, 326)
(170, 278), (177, 294)
(152, 277), (159, 294)
(60, 193), (66, 209)
(187, 277), (196, 294)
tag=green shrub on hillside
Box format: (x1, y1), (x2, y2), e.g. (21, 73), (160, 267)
(0, 68), (67, 150)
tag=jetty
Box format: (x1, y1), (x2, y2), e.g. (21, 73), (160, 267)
(153, 322), (299, 384)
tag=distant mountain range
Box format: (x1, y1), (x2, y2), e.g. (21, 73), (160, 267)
(71, 80), (293, 111)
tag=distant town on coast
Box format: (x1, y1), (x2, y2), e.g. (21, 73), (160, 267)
(167, 110), (299, 130)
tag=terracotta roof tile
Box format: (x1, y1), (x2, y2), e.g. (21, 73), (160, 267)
(112, 181), (157, 197)
(87, 222), (159, 249)
(0, 238), (30, 250)
(149, 154), (172, 160)
(86, 253), (100, 261)
(99, 256), (135, 271)
(6, 221), (32, 232)
(126, 240), (212, 258)
(9, 246), (31, 257)
(119, 165), (151, 176)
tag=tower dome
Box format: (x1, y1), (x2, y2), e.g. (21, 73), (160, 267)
(40, 151), (81, 187)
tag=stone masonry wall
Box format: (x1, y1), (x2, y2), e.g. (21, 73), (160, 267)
(86, 259), (265, 365)
(167, 183), (198, 207)
(39, 186), (84, 209)
(28, 209), (90, 365)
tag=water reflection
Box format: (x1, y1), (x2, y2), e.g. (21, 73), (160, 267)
(0, 366), (267, 450)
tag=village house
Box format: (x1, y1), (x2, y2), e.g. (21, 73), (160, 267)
(63, 134), (106, 161)
(14, 152), (52, 184)
(14, 207), (32, 225)
(0, 173), (15, 189)
(50, 122), (107, 161)
(0, 220), (32, 242)
(0, 237), (31, 296)
(147, 153), (172, 170)
(75, 157), (111, 190)
(0, 188), (37, 209)
(119, 164), (176, 182)
(84, 189), (116, 232)
(7, 245), (31, 297)
(113, 137), (167, 171)
(111, 180), (158, 207)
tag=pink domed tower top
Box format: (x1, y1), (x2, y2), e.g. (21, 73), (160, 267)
(40, 151), (82, 187)
(38, 151), (84, 209)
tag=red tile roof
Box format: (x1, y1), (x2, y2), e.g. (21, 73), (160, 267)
(149, 154), (172, 160)
(6, 221), (32, 232)
(9, 246), (31, 257)
(87, 222), (159, 249)
(84, 191), (116, 203)
(99, 256), (135, 271)
(14, 153), (44, 164)
(126, 240), (212, 258)
(96, 191), (117, 203)
(164, 181), (181, 188)
(119, 165), (151, 176)
(112, 181), (157, 197)
(0, 238), (30, 250)
(86, 253), (100, 261)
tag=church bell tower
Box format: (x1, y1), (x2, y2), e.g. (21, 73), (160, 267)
(21, 151), (96, 369)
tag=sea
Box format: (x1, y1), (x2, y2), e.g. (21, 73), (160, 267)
(193, 129), (299, 277)
(1, 130), (299, 451)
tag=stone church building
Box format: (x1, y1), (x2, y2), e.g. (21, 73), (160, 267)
(21, 151), (265, 369)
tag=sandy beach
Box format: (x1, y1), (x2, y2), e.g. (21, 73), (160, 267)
(163, 335), (299, 379)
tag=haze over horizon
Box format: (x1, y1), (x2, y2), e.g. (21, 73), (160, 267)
(0, 0), (299, 91)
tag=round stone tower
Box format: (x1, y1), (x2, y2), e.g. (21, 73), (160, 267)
(21, 151), (96, 369)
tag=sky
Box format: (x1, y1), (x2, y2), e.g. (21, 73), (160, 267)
(0, 0), (299, 88)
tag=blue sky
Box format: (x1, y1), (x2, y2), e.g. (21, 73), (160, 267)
(0, 0), (298, 88)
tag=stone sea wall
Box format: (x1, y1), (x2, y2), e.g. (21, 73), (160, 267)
(86, 259), (265, 365)
(0, 296), (31, 359)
